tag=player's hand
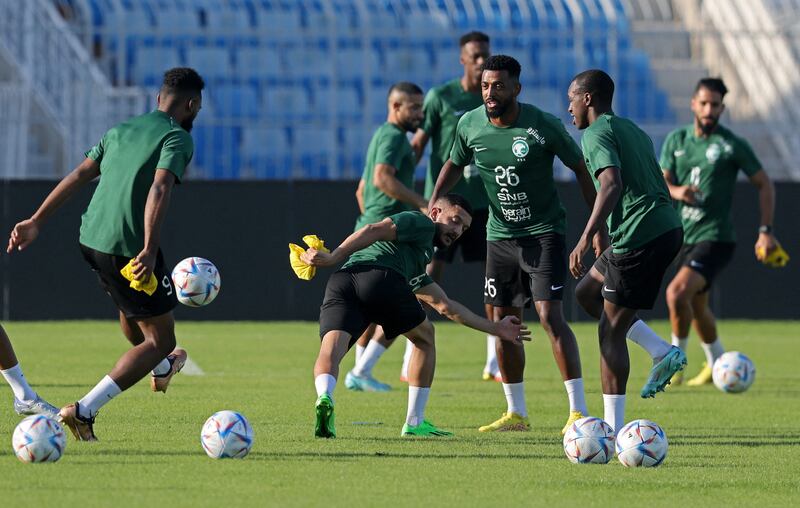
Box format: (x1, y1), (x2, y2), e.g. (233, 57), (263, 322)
(7, 218), (40, 254)
(495, 316), (531, 345)
(301, 248), (337, 267)
(569, 235), (591, 279)
(592, 229), (609, 258)
(755, 232), (777, 261)
(132, 249), (157, 281)
(676, 185), (701, 205)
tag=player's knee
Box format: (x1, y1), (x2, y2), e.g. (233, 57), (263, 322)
(408, 320), (435, 349)
(666, 282), (691, 307)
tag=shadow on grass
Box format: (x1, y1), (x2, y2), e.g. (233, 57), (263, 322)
(672, 434), (800, 448)
(245, 450), (561, 461)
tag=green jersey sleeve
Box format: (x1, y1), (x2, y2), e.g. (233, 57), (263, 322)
(583, 123), (621, 177)
(85, 134), (106, 163)
(157, 130), (193, 182)
(390, 211), (435, 245)
(449, 114), (472, 166)
(547, 114), (583, 168)
(410, 274), (435, 292)
(734, 137), (762, 177)
(659, 130), (677, 171)
(421, 89), (441, 136)
(374, 130), (408, 169)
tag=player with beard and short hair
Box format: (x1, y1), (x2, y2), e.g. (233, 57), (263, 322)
(7, 67), (204, 441)
(304, 194), (530, 438)
(568, 69), (686, 435)
(430, 55), (604, 435)
(345, 82), (428, 393)
(661, 78), (780, 386)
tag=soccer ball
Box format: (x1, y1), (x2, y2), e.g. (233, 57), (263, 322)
(563, 416), (615, 464)
(615, 419), (668, 467)
(712, 351), (756, 393)
(171, 257), (221, 307)
(200, 410), (253, 459)
(12, 415), (67, 463)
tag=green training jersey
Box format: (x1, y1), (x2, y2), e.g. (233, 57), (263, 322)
(422, 79), (488, 210)
(80, 110), (193, 257)
(356, 122), (416, 229)
(581, 112), (681, 253)
(342, 211), (435, 291)
(659, 124), (761, 244)
(450, 103), (583, 240)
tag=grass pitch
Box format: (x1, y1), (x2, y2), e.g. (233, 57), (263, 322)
(1, 320), (798, 507)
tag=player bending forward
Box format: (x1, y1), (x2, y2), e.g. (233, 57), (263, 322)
(302, 194), (529, 438)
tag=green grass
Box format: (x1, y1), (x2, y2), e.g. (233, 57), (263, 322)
(1, 320), (798, 507)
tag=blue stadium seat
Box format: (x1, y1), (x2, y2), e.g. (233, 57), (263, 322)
(210, 84), (259, 120)
(242, 126), (291, 178)
(185, 45), (232, 81)
(293, 127), (335, 179)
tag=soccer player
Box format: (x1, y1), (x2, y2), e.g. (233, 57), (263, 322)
(7, 68), (203, 441)
(567, 69), (687, 434)
(345, 82), (427, 392)
(0, 326), (58, 418)
(661, 78), (779, 386)
(429, 55), (602, 434)
(401, 31), (499, 382)
(303, 195), (529, 438)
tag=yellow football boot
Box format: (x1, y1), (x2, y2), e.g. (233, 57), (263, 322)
(686, 362), (713, 386)
(561, 410), (586, 435)
(478, 412), (530, 432)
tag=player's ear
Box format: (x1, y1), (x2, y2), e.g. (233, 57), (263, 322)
(429, 205), (442, 221)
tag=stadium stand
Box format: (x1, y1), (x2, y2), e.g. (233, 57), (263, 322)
(1, 0), (795, 179)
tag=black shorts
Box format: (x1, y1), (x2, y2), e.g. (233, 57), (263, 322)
(80, 244), (178, 319)
(593, 228), (683, 310)
(677, 241), (735, 291)
(433, 208), (488, 263)
(318, 265), (426, 346)
(484, 233), (567, 307)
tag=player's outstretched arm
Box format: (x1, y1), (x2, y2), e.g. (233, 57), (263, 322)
(427, 159), (464, 210)
(373, 164), (428, 212)
(749, 169), (778, 260)
(302, 218), (398, 268)
(131, 169), (176, 281)
(569, 166), (622, 278)
(410, 129), (430, 165)
(7, 157), (100, 254)
(415, 282), (530, 344)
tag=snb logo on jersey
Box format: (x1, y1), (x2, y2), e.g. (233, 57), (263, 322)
(408, 273), (427, 288)
(511, 138), (529, 158)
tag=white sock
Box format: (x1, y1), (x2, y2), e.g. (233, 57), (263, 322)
(603, 393), (626, 435)
(701, 339), (725, 366)
(564, 378), (588, 414)
(1, 364), (37, 401)
(353, 341), (386, 377)
(401, 339), (414, 379)
(484, 335), (499, 374)
(78, 375), (122, 418)
(627, 320), (672, 360)
(502, 382), (527, 417)
(671, 333), (688, 353)
(406, 385), (431, 426)
(151, 358), (171, 376)
(355, 344), (366, 364)
(314, 373), (337, 403)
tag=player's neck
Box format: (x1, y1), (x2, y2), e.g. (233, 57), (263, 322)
(587, 107), (611, 126)
(461, 75), (481, 94)
(488, 101), (520, 128)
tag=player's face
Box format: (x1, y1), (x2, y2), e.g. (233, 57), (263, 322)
(691, 87), (724, 134)
(182, 95), (202, 132)
(460, 41), (490, 83)
(431, 205), (472, 248)
(482, 70), (519, 118)
(567, 81), (589, 130)
(395, 93), (424, 132)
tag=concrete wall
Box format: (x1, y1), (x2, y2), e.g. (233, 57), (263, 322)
(1, 180), (797, 321)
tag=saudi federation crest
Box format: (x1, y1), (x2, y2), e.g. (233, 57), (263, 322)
(706, 143), (721, 164)
(512, 139), (529, 158)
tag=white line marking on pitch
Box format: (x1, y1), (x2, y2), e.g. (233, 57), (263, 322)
(176, 344), (205, 376)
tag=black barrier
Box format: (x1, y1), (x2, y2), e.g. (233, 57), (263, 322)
(0, 180), (797, 321)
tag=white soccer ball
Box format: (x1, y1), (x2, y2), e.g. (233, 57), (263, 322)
(712, 351), (756, 393)
(172, 257), (221, 307)
(563, 416), (615, 464)
(200, 410), (253, 459)
(615, 419), (668, 467)
(12, 415), (67, 463)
